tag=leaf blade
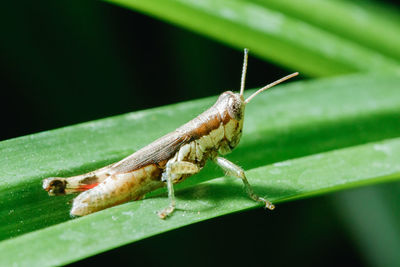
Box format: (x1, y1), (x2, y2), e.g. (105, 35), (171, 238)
(2, 137), (400, 266)
(105, 0), (400, 76)
(1, 73), (400, 264)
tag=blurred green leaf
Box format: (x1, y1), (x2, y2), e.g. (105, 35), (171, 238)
(1, 73), (400, 265)
(256, 0), (400, 62)
(106, 0), (400, 76)
(335, 184), (400, 267)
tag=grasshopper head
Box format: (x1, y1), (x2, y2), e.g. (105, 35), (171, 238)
(215, 49), (298, 154)
(213, 91), (246, 154)
(216, 91), (246, 121)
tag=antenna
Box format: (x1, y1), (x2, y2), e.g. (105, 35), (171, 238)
(245, 72), (299, 104)
(239, 48), (249, 98)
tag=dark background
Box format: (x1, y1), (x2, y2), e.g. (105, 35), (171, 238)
(0, 1), (289, 142)
(1, 1), (398, 266)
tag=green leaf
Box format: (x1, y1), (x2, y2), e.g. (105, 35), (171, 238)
(1, 73), (400, 265)
(2, 137), (400, 266)
(105, 0), (400, 76)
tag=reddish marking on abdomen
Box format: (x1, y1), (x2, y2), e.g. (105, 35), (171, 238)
(77, 183), (99, 191)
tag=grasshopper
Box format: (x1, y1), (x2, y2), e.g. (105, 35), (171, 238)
(43, 49), (298, 219)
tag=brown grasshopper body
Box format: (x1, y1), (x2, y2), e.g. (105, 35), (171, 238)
(43, 49), (298, 219)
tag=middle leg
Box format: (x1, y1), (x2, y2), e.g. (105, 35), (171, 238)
(157, 161), (200, 219)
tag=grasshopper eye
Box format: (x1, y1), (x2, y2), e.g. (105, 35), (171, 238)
(228, 96), (244, 120)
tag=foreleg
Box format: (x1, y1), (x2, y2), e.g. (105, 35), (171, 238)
(214, 157), (274, 210)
